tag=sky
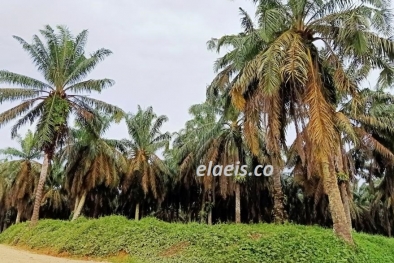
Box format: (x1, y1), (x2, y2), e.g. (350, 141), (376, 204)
(0, 1), (391, 151)
(0, 0), (257, 149)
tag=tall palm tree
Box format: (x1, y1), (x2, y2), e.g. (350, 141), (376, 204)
(338, 88), (394, 229)
(207, 8), (286, 223)
(347, 89), (394, 236)
(120, 106), (171, 221)
(214, 0), (394, 244)
(286, 87), (394, 237)
(351, 179), (375, 233)
(0, 25), (124, 225)
(62, 115), (126, 220)
(0, 130), (41, 223)
(173, 95), (269, 224)
(169, 106), (216, 223)
(40, 157), (69, 219)
(173, 102), (219, 224)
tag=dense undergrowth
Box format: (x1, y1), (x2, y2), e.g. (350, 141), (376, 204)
(0, 216), (393, 263)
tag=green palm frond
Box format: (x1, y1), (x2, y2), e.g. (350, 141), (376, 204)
(65, 79), (115, 94)
(0, 99), (39, 130)
(0, 88), (41, 103)
(0, 71), (52, 90)
(64, 48), (113, 86)
(0, 25), (123, 150)
(72, 96), (124, 118)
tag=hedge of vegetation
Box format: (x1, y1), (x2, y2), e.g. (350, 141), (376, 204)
(1, 216), (393, 263)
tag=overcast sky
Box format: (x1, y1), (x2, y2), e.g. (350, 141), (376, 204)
(0, 1), (391, 151)
(0, 0), (259, 149)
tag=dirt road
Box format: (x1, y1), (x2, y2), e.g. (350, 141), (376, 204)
(0, 245), (108, 263)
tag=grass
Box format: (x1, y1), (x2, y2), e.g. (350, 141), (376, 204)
(1, 216), (394, 262)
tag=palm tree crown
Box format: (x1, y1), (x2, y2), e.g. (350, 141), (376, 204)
(0, 25), (124, 152)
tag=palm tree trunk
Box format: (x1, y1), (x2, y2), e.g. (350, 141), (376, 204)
(207, 189), (213, 225)
(339, 181), (352, 231)
(272, 164), (286, 223)
(200, 197), (205, 224)
(135, 203), (140, 221)
(385, 210), (391, 237)
(176, 202), (179, 221)
(187, 200), (192, 222)
(72, 191), (87, 221)
(16, 202), (24, 224)
(336, 145), (352, 231)
(30, 153), (50, 226)
(322, 157), (353, 245)
(73, 196), (79, 215)
(235, 183), (241, 223)
(93, 194), (100, 218)
(16, 209), (21, 224)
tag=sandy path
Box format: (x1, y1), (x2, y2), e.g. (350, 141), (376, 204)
(0, 245), (108, 263)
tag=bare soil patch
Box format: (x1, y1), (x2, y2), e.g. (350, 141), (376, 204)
(0, 245), (108, 263)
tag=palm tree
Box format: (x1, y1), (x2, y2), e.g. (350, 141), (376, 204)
(0, 130), (41, 223)
(173, 102), (219, 224)
(351, 179), (375, 233)
(347, 90), (394, 236)
(0, 25), (124, 225)
(207, 8), (286, 223)
(120, 106), (171, 221)
(175, 99), (271, 224)
(338, 88), (394, 228)
(286, 87), (394, 235)
(169, 112), (214, 223)
(40, 158), (69, 219)
(62, 115), (126, 220)
(213, 0), (394, 244)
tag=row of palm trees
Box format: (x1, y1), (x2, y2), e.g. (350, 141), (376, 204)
(2, 89), (394, 242)
(1, 0), (394, 246)
(0, 105), (171, 222)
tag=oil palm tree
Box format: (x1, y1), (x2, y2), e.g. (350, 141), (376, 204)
(0, 25), (124, 225)
(62, 115), (126, 220)
(174, 102), (219, 224)
(0, 130), (41, 223)
(350, 90), (394, 236)
(169, 111), (215, 223)
(338, 88), (394, 229)
(175, 99), (270, 224)
(40, 157), (69, 219)
(351, 179), (375, 233)
(120, 106), (171, 220)
(286, 86), (394, 234)
(207, 8), (286, 223)
(215, 0), (394, 244)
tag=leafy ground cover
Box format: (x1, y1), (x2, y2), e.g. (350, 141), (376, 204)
(1, 216), (393, 263)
